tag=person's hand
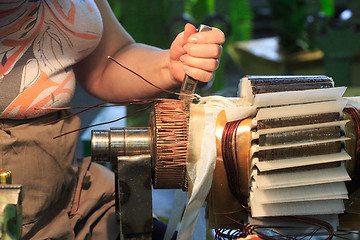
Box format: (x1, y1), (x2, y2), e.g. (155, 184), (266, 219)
(170, 23), (225, 83)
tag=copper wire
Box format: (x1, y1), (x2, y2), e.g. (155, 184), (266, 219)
(37, 99), (155, 110)
(215, 214), (336, 240)
(215, 228), (247, 240)
(152, 99), (188, 189)
(107, 56), (197, 101)
(44, 100), (110, 126)
(53, 103), (154, 139)
(221, 120), (243, 202)
(344, 107), (360, 169)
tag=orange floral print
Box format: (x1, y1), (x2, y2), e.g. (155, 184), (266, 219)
(0, 0), (102, 119)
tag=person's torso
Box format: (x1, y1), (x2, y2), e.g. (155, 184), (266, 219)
(0, 0), (103, 119)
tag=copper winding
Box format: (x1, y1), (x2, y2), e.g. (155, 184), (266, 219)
(150, 99), (189, 190)
(207, 111), (250, 229)
(221, 118), (252, 204)
(344, 107), (360, 169)
(343, 107), (360, 195)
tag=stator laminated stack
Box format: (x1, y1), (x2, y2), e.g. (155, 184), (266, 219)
(239, 75), (352, 232)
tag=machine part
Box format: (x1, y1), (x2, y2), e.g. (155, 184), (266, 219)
(117, 155), (152, 239)
(258, 126), (341, 146)
(255, 110), (343, 162)
(91, 99), (190, 190)
(179, 24), (212, 104)
(90, 99), (190, 237)
(208, 75), (351, 231)
(91, 129), (153, 238)
(246, 76), (351, 221)
(257, 136), (342, 162)
(150, 99), (189, 190)
(91, 127), (152, 220)
(0, 185), (23, 240)
(0, 170), (12, 184)
(257, 112), (340, 129)
(245, 75), (333, 94)
(91, 127), (151, 165)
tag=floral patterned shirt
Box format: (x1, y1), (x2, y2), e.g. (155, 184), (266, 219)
(0, 0), (103, 119)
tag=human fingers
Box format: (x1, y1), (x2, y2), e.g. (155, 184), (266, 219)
(180, 54), (220, 73)
(169, 23), (197, 60)
(183, 23), (197, 44)
(186, 27), (225, 45)
(183, 43), (223, 59)
(183, 65), (214, 83)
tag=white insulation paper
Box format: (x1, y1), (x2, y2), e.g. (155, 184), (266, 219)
(176, 96), (255, 239)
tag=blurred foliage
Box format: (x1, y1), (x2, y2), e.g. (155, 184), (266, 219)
(267, 0), (335, 53)
(110, 0), (172, 48)
(227, 0), (252, 43)
(267, 0), (310, 53)
(184, 0), (215, 24)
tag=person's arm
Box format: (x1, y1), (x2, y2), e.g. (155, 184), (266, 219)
(74, 0), (225, 102)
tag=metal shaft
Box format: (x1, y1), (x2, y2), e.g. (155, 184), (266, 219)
(91, 127), (151, 165)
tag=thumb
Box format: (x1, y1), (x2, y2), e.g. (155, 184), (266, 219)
(183, 23), (197, 44)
